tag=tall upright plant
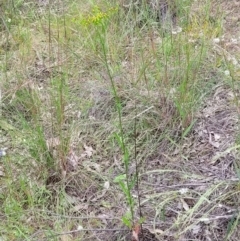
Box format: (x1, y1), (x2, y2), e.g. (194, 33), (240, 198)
(84, 4), (140, 229)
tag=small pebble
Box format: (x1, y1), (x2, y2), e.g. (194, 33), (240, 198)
(224, 70), (230, 76)
(0, 150), (6, 157)
(213, 38), (220, 43)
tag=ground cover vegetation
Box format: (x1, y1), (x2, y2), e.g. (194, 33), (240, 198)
(0, 0), (240, 240)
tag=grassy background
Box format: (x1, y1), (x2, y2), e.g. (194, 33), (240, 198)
(0, 0), (240, 240)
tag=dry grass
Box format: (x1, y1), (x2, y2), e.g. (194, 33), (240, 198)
(0, 0), (240, 240)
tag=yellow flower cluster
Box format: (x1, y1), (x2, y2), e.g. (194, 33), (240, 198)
(81, 6), (118, 26)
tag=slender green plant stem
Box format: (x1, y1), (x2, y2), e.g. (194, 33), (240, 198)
(98, 23), (135, 225)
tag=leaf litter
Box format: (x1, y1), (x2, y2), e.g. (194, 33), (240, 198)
(1, 1), (240, 240)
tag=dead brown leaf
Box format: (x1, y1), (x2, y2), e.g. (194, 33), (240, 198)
(66, 148), (79, 171)
(81, 144), (95, 158)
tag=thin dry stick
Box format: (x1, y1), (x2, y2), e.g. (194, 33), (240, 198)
(199, 213), (239, 222)
(132, 106), (154, 119)
(134, 100), (143, 233)
(29, 228), (129, 240)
